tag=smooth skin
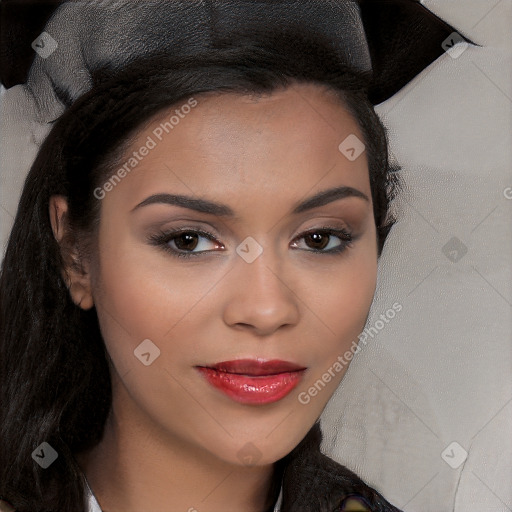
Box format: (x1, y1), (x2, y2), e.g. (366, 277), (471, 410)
(50, 83), (378, 512)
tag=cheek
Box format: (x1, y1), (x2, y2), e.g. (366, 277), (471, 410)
(299, 238), (378, 369)
(89, 220), (204, 374)
(293, 254), (377, 418)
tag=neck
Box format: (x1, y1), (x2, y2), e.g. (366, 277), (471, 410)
(76, 394), (279, 512)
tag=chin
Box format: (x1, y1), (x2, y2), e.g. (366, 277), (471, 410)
(215, 421), (316, 468)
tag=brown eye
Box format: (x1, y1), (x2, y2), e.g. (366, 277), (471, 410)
(173, 232), (200, 251)
(291, 227), (354, 254)
(304, 232), (330, 250)
(148, 228), (224, 259)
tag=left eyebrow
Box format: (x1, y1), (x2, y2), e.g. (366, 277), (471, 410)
(291, 186), (369, 214)
(130, 186), (369, 216)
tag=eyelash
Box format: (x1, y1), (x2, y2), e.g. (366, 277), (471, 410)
(147, 226), (355, 259)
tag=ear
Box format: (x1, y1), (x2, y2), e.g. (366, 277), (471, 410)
(49, 195), (94, 310)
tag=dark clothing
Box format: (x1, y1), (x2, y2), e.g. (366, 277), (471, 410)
(276, 422), (403, 512)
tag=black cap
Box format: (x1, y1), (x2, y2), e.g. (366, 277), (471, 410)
(0, 0), (475, 105)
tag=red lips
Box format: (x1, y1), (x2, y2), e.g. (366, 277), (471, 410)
(196, 359), (307, 405)
(208, 359), (306, 375)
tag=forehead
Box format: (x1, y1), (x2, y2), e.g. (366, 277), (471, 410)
(103, 83), (370, 212)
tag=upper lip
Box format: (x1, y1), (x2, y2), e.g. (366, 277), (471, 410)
(200, 359), (307, 376)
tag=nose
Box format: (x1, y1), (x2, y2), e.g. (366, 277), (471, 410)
(222, 247), (300, 336)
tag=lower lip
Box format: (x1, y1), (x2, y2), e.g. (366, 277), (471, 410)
(197, 367), (305, 405)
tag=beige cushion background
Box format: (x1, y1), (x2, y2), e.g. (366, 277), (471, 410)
(1, 1), (510, 510)
(320, 1), (512, 511)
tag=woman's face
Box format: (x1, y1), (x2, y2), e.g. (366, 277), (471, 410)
(80, 83), (377, 466)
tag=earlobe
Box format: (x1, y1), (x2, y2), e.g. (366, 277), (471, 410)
(68, 281), (95, 310)
(49, 195), (95, 311)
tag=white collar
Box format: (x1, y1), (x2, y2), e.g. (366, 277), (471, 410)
(273, 485), (283, 511)
(84, 477), (283, 512)
(83, 477), (101, 512)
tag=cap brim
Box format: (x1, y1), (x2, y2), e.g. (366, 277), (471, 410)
(359, 0), (477, 104)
